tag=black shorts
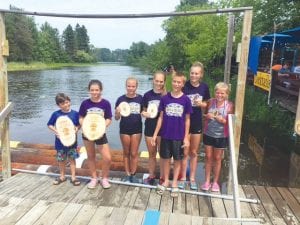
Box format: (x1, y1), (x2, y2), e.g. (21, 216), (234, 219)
(203, 134), (228, 149)
(189, 121), (202, 134)
(144, 119), (161, 137)
(82, 133), (108, 145)
(120, 122), (142, 135)
(160, 138), (183, 160)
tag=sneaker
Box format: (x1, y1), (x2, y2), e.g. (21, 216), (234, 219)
(87, 178), (98, 189)
(211, 182), (220, 192)
(178, 180), (186, 189)
(122, 175), (131, 183)
(159, 177), (164, 185)
(101, 178), (111, 189)
(143, 176), (155, 185)
(190, 181), (198, 190)
(201, 182), (211, 191)
(130, 175), (139, 183)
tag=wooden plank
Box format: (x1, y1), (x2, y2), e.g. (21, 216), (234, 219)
(254, 186), (286, 225)
(289, 187), (300, 204)
(120, 186), (139, 208)
(159, 189), (173, 213)
(69, 204), (97, 225)
(198, 195), (212, 217)
(168, 212), (192, 225)
(124, 209), (144, 225)
(172, 191), (186, 214)
(242, 185), (271, 225)
(191, 215), (204, 225)
(51, 202), (83, 225)
(158, 211), (169, 225)
(15, 200), (51, 225)
(71, 182), (104, 205)
(266, 186), (299, 225)
(211, 194), (227, 217)
(33, 202), (67, 225)
(133, 187), (151, 210)
(0, 173), (33, 195)
(277, 187), (300, 221)
(106, 207), (129, 225)
(0, 196), (24, 218)
(88, 206), (114, 225)
(0, 198), (39, 224)
(186, 192), (200, 216)
(147, 188), (161, 210)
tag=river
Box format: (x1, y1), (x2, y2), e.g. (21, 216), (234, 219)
(7, 63), (300, 188)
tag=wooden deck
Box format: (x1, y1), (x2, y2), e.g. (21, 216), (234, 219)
(0, 173), (299, 224)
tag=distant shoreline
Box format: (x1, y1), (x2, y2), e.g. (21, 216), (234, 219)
(7, 61), (123, 72)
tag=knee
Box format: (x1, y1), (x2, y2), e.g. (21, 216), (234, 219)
(205, 155), (213, 163)
(189, 151), (197, 158)
(130, 151), (138, 158)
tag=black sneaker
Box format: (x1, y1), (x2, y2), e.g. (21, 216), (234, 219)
(143, 176), (155, 185)
(130, 175), (139, 183)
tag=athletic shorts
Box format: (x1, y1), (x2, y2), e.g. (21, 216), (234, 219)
(203, 134), (228, 149)
(160, 138), (183, 160)
(56, 148), (78, 162)
(144, 119), (161, 137)
(82, 133), (108, 145)
(189, 121), (202, 134)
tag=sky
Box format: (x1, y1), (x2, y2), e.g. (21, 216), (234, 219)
(0, 0), (182, 50)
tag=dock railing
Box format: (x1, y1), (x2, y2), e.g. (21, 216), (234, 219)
(0, 102), (13, 179)
(228, 114), (241, 218)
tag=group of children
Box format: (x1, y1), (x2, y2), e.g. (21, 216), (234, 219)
(47, 61), (234, 197)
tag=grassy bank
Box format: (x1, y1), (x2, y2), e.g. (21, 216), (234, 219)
(7, 62), (99, 72)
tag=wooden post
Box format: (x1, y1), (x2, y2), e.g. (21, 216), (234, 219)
(0, 12), (11, 179)
(224, 14), (235, 84)
(227, 10), (252, 193)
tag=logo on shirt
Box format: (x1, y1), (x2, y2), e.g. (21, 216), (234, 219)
(165, 103), (184, 117)
(87, 107), (105, 117)
(149, 100), (160, 107)
(129, 102), (141, 114)
(187, 93), (202, 107)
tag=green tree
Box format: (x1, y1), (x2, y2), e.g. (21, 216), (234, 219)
(62, 24), (76, 60)
(75, 24), (90, 52)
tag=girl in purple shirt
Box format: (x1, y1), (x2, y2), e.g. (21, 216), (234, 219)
(79, 80), (112, 189)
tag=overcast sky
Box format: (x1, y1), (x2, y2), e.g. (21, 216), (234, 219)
(0, 0), (182, 50)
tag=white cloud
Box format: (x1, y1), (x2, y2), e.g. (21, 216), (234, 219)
(0, 0), (181, 49)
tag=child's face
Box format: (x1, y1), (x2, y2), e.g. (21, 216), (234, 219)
(190, 66), (203, 83)
(153, 74), (165, 91)
(58, 100), (71, 112)
(215, 88), (228, 102)
(126, 79), (137, 96)
(172, 76), (184, 92)
(89, 84), (102, 100)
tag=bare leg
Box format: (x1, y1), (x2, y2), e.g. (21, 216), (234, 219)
(84, 140), (97, 179)
(212, 148), (224, 183)
(172, 160), (181, 188)
(69, 159), (76, 181)
(58, 161), (66, 180)
(204, 145), (213, 183)
(120, 134), (131, 175)
(161, 158), (170, 187)
(98, 143), (111, 179)
(145, 136), (159, 177)
(180, 134), (190, 181)
(189, 133), (201, 182)
(129, 134), (141, 174)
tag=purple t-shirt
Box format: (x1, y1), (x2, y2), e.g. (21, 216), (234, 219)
(183, 81), (210, 124)
(79, 98), (112, 119)
(159, 92), (193, 140)
(115, 94), (143, 133)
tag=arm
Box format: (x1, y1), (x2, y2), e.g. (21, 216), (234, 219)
(151, 111), (163, 146)
(141, 106), (150, 118)
(105, 118), (112, 127)
(48, 125), (59, 137)
(115, 106), (121, 120)
(183, 114), (190, 148)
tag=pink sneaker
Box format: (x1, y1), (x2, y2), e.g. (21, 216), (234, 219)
(211, 182), (220, 192)
(201, 182), (211, 191)
(101, 178), (111, 189)
(87, 178), (98, 189)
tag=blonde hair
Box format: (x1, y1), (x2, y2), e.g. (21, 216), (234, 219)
(191, 61), (204, 73)
(153, 71), (167, 94)
(172, 71), (186, 83)
(215, 82), (230, 98)
(126, 77), (138, 87)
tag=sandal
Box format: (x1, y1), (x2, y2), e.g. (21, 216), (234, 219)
(53, 177), (67, 185)
(156, 184), (167, 195)
(170, 187), (180, 198)
(70, 178), (81, 186)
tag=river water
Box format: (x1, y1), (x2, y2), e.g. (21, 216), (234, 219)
(7, 63), (300, 187)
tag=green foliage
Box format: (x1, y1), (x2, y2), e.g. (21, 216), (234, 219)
(75, 24), (90, 52)
(73, 50), (95, 63)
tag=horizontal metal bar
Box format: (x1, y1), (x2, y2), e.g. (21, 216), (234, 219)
(13, 168), (259, 204)
(0, 7), (253, 19)
(0, 102), (14, 123)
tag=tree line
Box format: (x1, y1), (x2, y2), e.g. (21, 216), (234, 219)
(5, 5), (128, 63)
